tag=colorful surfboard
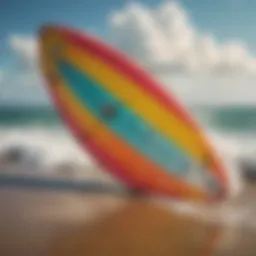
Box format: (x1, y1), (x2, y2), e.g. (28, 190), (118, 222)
(38, 24), (229, 202)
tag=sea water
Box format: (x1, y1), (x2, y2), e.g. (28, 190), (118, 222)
(0, 105), (252, 189)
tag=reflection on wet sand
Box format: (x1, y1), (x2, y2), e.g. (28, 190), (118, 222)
(51, 200), (223, 256)
(0, 187), (255, 256)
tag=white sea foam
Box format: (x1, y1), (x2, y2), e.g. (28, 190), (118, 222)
(0, 126), (92, 168)
(0, 126), (247, 194)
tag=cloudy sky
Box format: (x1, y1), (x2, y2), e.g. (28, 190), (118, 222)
(1, 0), (256, 106)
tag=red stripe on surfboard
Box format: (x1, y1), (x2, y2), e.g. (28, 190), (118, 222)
(52, 25), (198, 130)
(59, 26), (229, 198)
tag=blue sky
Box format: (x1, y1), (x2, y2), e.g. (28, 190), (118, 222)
(1, 0), (256, 106)
(1, 0), (256, 47)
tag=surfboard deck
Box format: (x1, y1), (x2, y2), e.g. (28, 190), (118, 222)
(38, 24), (229, 203)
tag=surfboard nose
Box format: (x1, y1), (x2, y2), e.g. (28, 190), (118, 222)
(38, 24), (60, 38)
(38, 25), (53, 58)
(37, 25), (64, 88)
(38, 24), (66, 54)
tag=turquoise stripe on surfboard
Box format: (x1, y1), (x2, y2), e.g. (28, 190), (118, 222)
(57, 60), (198, 177)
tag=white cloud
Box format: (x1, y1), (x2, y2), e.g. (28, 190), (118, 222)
(8, 34), (43, 86)
(8, 34), (38, 71)
(8, 35), (37, 60)
(2, 1), (256, 106)
(163, 75), (256, 106)
(0, 34), (48, 105)
(109, 1), (256, 74)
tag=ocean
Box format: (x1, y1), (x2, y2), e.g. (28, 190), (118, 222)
(0, 104), (254, 186)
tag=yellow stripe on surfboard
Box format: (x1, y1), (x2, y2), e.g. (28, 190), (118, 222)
(54, 76), (207, 200)
(60, 43), (205, 162)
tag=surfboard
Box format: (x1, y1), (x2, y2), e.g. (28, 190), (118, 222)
(38, 24), (229, 202)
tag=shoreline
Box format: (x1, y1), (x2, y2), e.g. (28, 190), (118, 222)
(0, 171), (126, 195)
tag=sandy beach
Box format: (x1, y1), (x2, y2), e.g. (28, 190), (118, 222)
(0, 176), (256, 256)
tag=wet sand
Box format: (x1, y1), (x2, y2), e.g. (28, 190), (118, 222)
(0, 186), (256, 256)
